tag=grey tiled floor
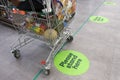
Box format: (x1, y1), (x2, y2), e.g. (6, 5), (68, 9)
(0, 0), (120, 80)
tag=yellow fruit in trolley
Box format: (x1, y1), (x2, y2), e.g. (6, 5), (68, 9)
(34, 27), (40, 34)
(44, 29), (58, 40)
(39, 28), (44, 35)
(33, 27), (44, 35)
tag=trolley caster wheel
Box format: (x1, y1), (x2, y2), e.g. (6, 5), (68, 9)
(67, 35), (73, 42)
(12, 50), (21, 59)
(44, 69), (50, 75)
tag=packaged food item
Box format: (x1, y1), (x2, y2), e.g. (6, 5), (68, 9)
(55, 0), (76, 21)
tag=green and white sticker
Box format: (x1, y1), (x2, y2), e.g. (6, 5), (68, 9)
(90, 16), (109, 23)
(104, 2), (116, 6)
(54, 50), (90, 76)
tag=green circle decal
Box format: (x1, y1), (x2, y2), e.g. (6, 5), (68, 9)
(54, 50), (90, 76)
(90, 16), (109, 23)
(104, 2), (116, 6)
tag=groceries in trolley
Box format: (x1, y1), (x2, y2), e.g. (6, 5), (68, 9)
(25, 17), (58, 40)
(55, 0), (76, 21)
(0, 0), (76, 40)
(25, 18), (48, 35)
(8, 0), (76, 20)
(44, 29), (58, 41)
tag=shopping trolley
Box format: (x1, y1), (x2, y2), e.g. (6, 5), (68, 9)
(0, 0), (76, 75)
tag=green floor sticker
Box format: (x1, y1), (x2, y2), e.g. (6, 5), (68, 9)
(54, 50), (90, 76)
(104, 2), (116, 6)
(90, 16), (109, 23)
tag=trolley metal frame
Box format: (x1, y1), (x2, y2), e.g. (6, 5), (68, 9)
(0, 0), (75, 75)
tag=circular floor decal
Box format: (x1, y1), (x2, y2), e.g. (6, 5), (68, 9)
(90, 16), (109, 23)
(54, 50), (90, 76)
(104, 2), (116, 6)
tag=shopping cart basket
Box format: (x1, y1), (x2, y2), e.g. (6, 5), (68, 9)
(0, 0), (76, 75)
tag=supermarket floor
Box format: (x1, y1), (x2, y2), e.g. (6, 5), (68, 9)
(0, 0), (120, 80)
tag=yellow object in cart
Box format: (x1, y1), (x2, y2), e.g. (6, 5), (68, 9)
(44, 29), (58, 40)
(33, 27), (41, 34)
(26, 22), (48, 35)
(32, 27), (44, 35)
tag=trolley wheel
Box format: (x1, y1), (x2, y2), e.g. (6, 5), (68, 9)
(12, 49), (21, 59)
(67, 35), (73, 42)
(44, 69), (50, 75)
